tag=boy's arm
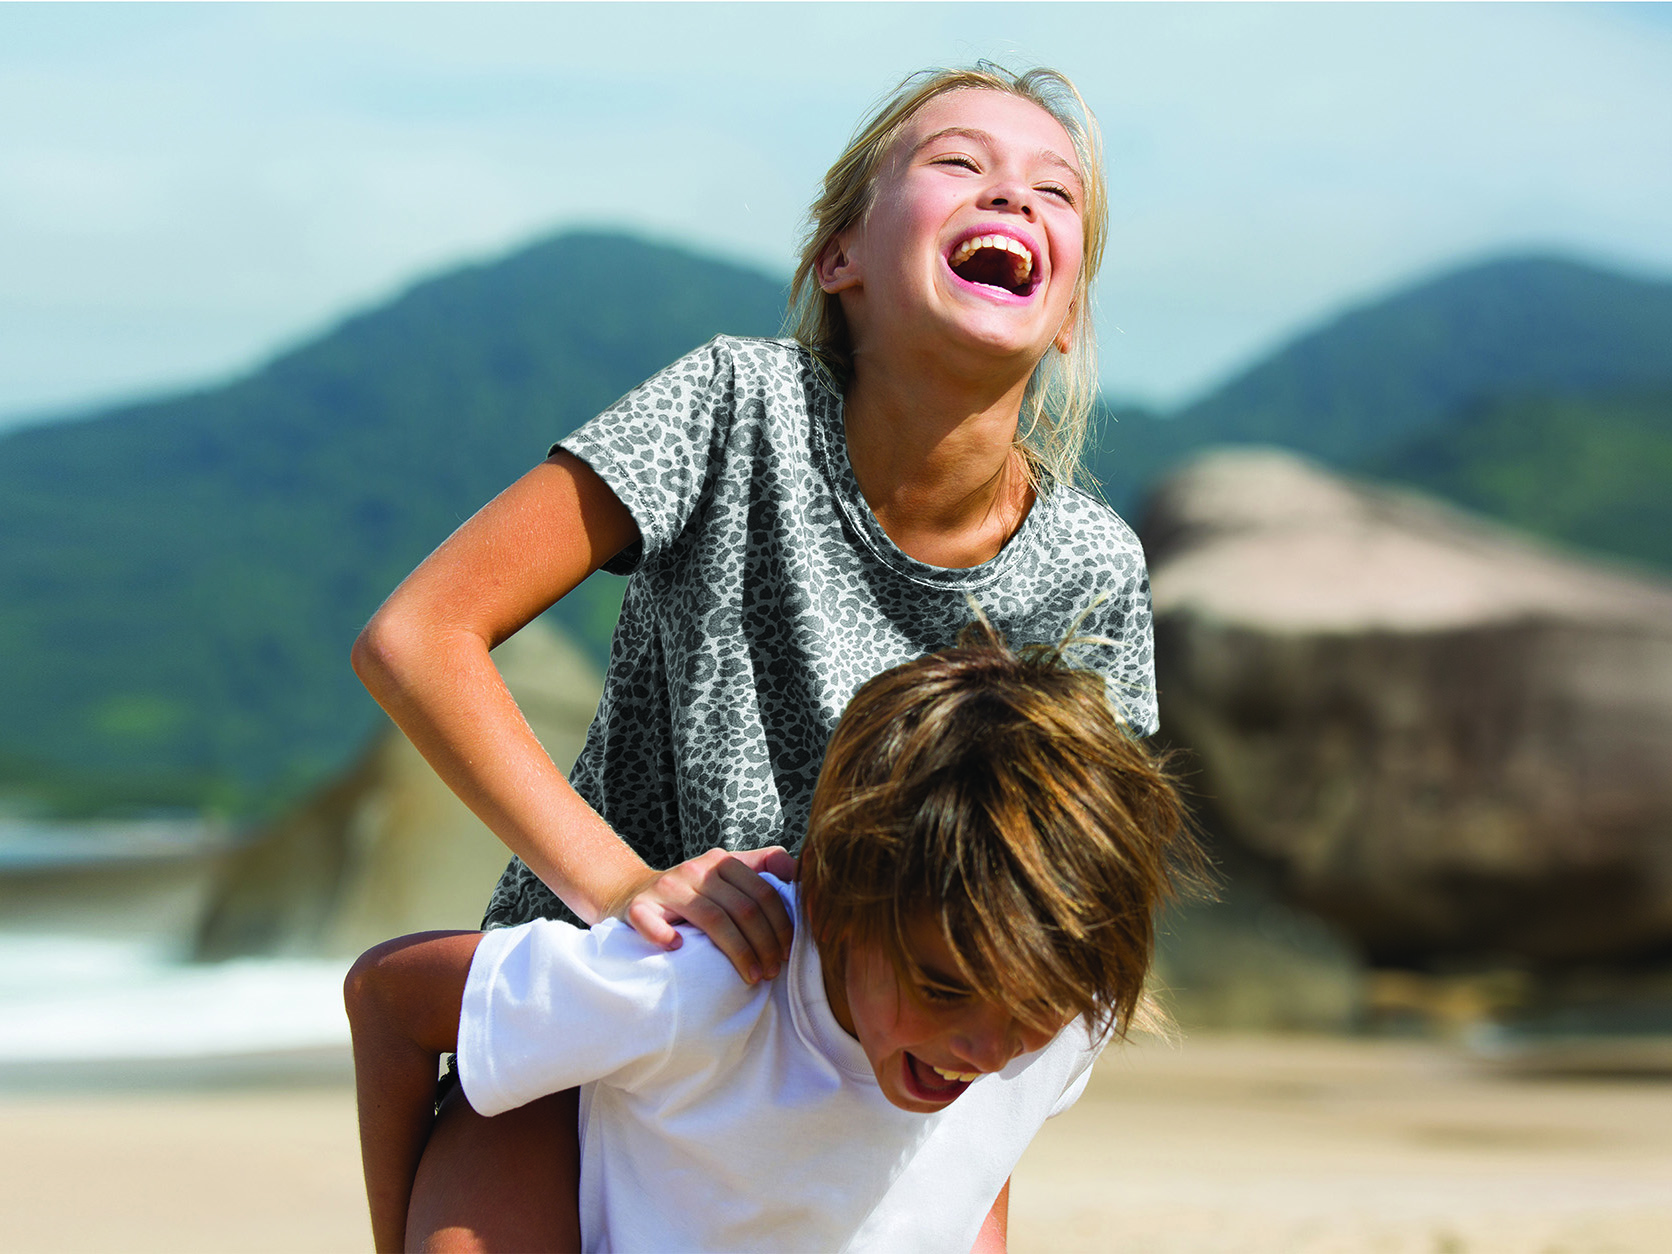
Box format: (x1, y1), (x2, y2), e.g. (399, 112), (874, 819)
(344, 930), (484, 1254)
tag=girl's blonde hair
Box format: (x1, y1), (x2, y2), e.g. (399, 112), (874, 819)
(785, 64), (1108, 489)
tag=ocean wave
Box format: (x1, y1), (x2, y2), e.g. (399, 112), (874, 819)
(0, 933), (351, 1064)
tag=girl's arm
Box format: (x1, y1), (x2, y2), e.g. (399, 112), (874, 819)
(344, 930), (482, 1253)
(352, 452), (795, 982)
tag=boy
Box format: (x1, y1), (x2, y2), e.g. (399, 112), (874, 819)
(345, 621), (1199, 1252)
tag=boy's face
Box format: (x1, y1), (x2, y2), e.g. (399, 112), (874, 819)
(822, 913), (1066, 1113)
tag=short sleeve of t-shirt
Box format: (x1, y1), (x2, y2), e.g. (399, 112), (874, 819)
(457, 914), (757, 1117)
(557, 337), (741, 576)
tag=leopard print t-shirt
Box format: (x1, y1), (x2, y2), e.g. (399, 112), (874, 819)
(483, 336), (1158, 928)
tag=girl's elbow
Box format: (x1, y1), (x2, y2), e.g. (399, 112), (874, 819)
(351, 608), (414, 694)
(350, 619), (385, 688)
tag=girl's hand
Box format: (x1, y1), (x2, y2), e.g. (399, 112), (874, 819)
(607, 847), (799, 984)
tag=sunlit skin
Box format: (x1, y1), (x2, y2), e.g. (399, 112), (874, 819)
(823, 915), (1068, 1114)
(815, 88), (1088, 571)
(818, 88), (1085, 403)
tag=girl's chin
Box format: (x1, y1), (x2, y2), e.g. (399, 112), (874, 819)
(936, 294), (1059, 351)
(939, 317), (1054, 364)
(854, 297), (1058, 373)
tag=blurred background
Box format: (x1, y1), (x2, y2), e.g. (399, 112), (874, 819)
(2, 4), (1670, 1251)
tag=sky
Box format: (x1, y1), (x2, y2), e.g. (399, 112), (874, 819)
(3, 2), (1670, 432)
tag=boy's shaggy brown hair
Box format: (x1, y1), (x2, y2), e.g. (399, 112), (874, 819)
(800, 619), (1205, 1039)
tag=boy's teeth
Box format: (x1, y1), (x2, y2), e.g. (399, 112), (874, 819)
(931, 1064), (981, 1082)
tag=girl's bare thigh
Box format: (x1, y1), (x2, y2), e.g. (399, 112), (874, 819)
(407, 1085), (581, 1254)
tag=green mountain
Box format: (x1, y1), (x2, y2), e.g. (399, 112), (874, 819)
(5, 236), (1669, 821)
(1091, 256), (1672, 517)
(0, 232), (786, 818)
(1372, 388), (1672, 573)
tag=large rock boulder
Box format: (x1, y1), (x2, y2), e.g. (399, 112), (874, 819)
(1144, 448), (1672, 966)
(195, 618), (602, 959)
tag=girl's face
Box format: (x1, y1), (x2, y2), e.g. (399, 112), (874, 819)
(820, 89), (1086, 376)
(823, 914), (1065, 1114)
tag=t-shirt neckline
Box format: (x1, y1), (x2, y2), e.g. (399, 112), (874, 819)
(805, 359), (1052, 591)
(787, 895), (877, 1085)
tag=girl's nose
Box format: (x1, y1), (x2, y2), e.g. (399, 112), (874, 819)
(980, 185), (1034, 219)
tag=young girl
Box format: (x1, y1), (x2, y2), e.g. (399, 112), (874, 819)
(353, 64), (1155, 1251)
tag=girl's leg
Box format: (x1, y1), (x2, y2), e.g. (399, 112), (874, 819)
(406, 1085), (581, 1254)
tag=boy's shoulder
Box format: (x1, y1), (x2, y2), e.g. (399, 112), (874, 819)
(601, 874), (796, 997)
(558, 875), (796, 998)
(480, 877), (798, 1021)
(460, 882), (800, 1116)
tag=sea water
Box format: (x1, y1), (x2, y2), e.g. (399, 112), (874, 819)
(0, 817), (353, 1072)
(0, 931), (351, 1067)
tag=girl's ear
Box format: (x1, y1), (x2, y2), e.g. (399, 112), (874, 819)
(1053, 301), (1078, 356)
(816, 234), (862, 294)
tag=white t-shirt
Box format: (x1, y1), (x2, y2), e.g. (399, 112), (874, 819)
(458, 877), (1103, 1253)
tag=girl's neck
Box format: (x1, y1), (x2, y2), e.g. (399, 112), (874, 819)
(841, 352), (1037, 570)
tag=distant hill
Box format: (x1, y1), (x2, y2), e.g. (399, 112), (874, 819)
(1091, 256), (1672, 517)
(6, 236), (1670, 821)
(0, 232), (786, 818)
(1372, 388), (1672, 574)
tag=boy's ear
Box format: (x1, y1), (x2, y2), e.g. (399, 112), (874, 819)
(816, 233), (862, 295)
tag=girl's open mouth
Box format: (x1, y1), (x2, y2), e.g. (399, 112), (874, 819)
(946, 231), (1040, 300)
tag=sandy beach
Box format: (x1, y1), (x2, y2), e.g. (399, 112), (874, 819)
(1009, 1035), (1672, 1254)
(3, 1034), (1669, 1253)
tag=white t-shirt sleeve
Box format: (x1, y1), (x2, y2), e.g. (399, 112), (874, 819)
(1045, 1019), (1107, 1119)
(1048, 1061), (1094, 1118)
(456, 915), (733, 1117)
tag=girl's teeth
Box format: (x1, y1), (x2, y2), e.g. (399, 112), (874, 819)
(948, 234), (1034, 281)
(931, 1065), (981, 1082)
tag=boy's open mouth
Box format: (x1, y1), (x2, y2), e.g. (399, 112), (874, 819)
(947, 233), (1038, 298)
(904, 1052), (977, 1102)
